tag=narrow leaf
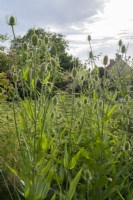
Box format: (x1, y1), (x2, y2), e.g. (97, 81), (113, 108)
(65, 168), (82, 200)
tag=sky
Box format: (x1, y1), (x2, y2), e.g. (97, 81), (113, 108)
(1, 0), (133, 66)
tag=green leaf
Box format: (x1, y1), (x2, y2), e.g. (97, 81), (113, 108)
(64, 144), (69, 168)
(6, 164), (18, 177)
(22, 67), (30, 81)
(31, 79), (35, 89)
(82, 149), (90, 160)
(93, 90), (98, 100)
(51, 194), (56, 200)
(104, 105), (116, 123)
(65, 168), (82, 200)
(68, 149), (82, 169)
(43, 73), (50, 85)
(36, 132), (47, 160)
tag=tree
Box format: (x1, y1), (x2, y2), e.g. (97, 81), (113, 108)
(10, 28), (81, 71)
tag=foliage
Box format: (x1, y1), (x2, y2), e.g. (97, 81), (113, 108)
(0, 18), (133, 200)
(10, 28), (81, 72)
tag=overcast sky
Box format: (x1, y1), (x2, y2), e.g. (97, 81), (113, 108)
(1, 0), (133, 65)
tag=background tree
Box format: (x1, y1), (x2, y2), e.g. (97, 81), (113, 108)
(10, 28), (81, 72)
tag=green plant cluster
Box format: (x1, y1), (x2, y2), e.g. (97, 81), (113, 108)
(0, 16), (133, 200)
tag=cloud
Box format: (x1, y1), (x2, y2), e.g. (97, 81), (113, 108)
(1, 0), (133, 63)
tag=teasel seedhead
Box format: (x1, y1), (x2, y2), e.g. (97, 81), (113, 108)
(32, 34), (38, 46)
(89, 51), (93, 59)
(88, 35), (91, 42)
(40, 62), (46, 72)
(8, 89), (15, 98)
(121, 45), (126, 54)
(72, 67), (77, 78)
(53, 96), (58, 105)
(51, 58), (57, 66)
(77, 101), (82, 107)
(23, 42), (28, 51)
(123, 141), (131, 151)
(11, 66), (15, 73)
(51, 112), (54, 119)
(81, 75), (85, 81)
(84, 98), (88, 105)
(126, 109), (130, 115)
(7, 15), (17, 26)
(118, 39), (122, 46)
(103, 55), (108, 66)
(45, 36), (49, 44)
(13, 74), (18, 82)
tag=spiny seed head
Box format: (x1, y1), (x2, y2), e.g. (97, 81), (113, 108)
(8, 90), (15, 98)
(11, 66), (15, 73)
(13, 74), (18, 82)
(121, 45), (126, 53)
(53, 96), (58, 105)
(51, 112), (54, 118)
(77, 120), (81, 125)
(81, 75), (85, 81)
(88, 35), (91, 41)
(23, 42), (28, 51)
(125, 95), (129, 101)
(51, 58), (57, 66)
(26, 59), (33, 68)
(45, 36), (49, 44)
(89, 51), (93, 59)
(40, 62), (46, 72)
(7, 15), (17, 26)
(84, 98), (88, 105)
(72, 68), (77, 78)
(94, 75), (98, 81)
(126, 109), (130, 115)
(124, 141), (131, 151)
(103, 55), (108, 65)
(118, 40), (122, 46)
(77, 101), (81, 107)
(32, 34), (38, 46)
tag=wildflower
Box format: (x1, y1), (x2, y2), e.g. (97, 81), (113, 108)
(7, 15), (17, 26)
(121, 45), (126, 54)
(53, 96), (58, 105)
(72, 68), (77, 78)
(45, 36), (49, 44)
(32, 34), (38, 46)
(84, 98), (88, 105)
(23, 42), (28, 51)
(51, 58), (57, 66)
(118, 40), (122, 46)
(103, 55), (108, 66)
(123, 141), (131, 151)
(88, 35), (91, 41)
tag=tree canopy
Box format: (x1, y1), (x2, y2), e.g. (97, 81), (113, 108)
(10, 28), (81, 71)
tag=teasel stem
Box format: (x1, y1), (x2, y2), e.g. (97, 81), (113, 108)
(33, 46), (37, 187)
(88, 39), (95, 69)
(11, 25), (16, 40)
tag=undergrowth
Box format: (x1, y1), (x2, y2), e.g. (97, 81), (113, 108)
(0, 16), (133, 200)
